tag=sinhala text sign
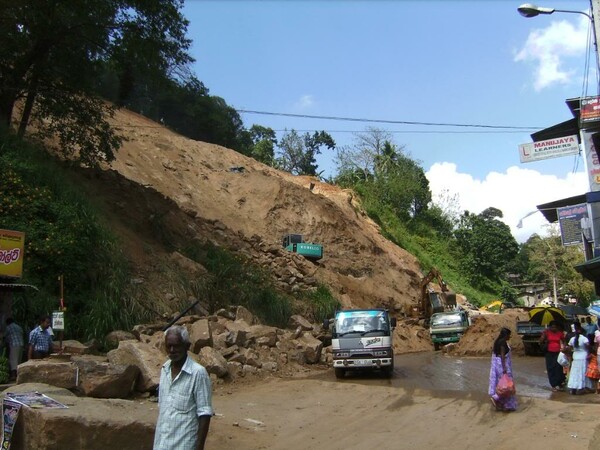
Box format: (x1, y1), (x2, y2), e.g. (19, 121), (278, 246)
(581, 96), (600, 124)
(557, 203), (588, 246)
(0, 229), (25, 279)
(519, 135), (579, 163)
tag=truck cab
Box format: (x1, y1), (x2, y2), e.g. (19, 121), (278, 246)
(327, 309), (396, 379)
(429, 310), (470, 350)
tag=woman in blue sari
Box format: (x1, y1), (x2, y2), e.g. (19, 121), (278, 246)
(488, 327), (517, 411)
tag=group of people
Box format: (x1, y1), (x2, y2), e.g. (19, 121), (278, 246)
(540, 317), (600, 395)
(3, 314), (55, 381)
(487, 316), (600, 413)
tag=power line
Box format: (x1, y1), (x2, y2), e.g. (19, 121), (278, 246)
(236, 109), (544, 131)
(270, 129), (533, 134)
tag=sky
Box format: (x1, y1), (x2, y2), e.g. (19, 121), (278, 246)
(182, 0), (597, 242)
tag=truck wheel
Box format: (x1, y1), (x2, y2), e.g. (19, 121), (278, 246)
(334, 368), (346, 379)
(434, 342), (441, 351)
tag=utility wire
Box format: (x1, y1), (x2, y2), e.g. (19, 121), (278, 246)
(236, 109), (545, 130)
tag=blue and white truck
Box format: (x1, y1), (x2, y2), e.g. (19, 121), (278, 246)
(326, 309), (396, 379)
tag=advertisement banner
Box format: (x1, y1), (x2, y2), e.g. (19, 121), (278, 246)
(518, 135), (580, 163)
(580, 96), (600, 124)
(583, 130), (600, 191)
(1, 399), (22, 450)
(0, 230), (25, 279)
(557, 203), (588, 246)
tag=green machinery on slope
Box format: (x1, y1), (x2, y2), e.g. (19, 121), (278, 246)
(282, 234), (323, 261)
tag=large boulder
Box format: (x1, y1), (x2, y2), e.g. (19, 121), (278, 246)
(105, 330), (137, 350)
(235, 306), (256, 325)
(225, 320), (253, 347)
(196, 347), (229, 378)
(295, 334), (323, 364)
(61, 340), (95, 355)
(72, 356), (140, 399)
(289, 315), (313, 331)
(5, 383), (156, 450)
(107, 340), (165, 392)
(187, 319), (212, 353)
(248, 325), (280, 348)
(17, 360), (78, 389)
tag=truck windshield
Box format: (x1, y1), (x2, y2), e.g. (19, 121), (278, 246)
(334, 311), (389, 336)
(431, 313), (463, 327)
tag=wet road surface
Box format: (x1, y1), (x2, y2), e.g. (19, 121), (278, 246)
(314, 352), (600, 405)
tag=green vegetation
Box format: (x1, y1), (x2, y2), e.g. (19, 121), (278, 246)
(1, 134), (149, 341)
(184, 242), (339, 327)
(334, 128), (593, 306)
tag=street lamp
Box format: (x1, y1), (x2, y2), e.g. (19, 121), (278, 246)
(517, 3), (592, 21)
(517, 3), (600, 77)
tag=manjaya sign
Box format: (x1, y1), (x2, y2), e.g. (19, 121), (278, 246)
(518, 135), (579, 163)
(0, 229), (25, 279)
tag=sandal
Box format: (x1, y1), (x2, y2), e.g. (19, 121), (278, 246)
(490, 398), (500, 410)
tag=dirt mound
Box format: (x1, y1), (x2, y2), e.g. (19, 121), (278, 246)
(76, 109), (426, 314)
(448, 309), (530, 356)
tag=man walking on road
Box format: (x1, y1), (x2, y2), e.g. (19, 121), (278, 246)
(153, 325), (213, 450)
(27, 315), (53, 360)
(5, 318), (23, 381)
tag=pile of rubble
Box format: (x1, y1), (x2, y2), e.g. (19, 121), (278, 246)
(16, 306), (329, 399)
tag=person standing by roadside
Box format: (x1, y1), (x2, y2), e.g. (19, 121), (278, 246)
(4, 318), (23, 381)
(488, 327), (517, 411)
(567, 322), (591, 395)
(154, 325), (213, 450)
(539, 320), (566, 391)
(584, 317), (597, 336)
(27, 315), (53, 360)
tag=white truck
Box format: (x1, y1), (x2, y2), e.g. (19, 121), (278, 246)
(325, 309), (396, 379)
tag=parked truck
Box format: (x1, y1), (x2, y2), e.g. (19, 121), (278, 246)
(325, 309), (396, 379)
(516, 320), (546, 356)
(429, 310), (471, 350)
(282, 234), (323, 261)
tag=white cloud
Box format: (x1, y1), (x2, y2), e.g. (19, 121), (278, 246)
(515, 16), (590, 91)
(426, 162), (588, 242)
(293, 94), (315, 110)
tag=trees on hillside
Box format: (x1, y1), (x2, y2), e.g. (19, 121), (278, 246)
(248, 125), (277, 165)
(1, 0), (192, 165)
(335, 128), (431, 221)
(277, 130), (335, 176)
(454, 207), (519, 287)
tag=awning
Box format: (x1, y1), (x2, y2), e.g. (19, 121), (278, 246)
(530, 118), (580, 143)
(575, 256), (600, 281)
(537, 194), (586, 223)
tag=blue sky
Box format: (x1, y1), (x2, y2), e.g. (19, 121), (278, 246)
(182, 0), (595, 241)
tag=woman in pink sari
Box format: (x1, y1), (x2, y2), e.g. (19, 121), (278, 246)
(488, 327), (517, 411)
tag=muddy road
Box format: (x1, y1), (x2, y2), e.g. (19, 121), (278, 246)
(209, 352), (600, 450)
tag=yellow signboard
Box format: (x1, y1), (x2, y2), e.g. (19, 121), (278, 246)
(0, 229), (25, 279)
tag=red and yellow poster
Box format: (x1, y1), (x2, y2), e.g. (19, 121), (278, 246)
(0, 229), (25, 279)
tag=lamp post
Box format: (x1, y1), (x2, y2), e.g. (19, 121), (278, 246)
(518, 3), (600, 295)
(517, 3), (600, 78)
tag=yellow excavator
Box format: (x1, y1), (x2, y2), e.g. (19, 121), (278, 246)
(418, 267), (457, 321)
(480, 300), (503, 311)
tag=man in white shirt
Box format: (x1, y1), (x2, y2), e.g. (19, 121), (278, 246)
(153, 325), (213, 450)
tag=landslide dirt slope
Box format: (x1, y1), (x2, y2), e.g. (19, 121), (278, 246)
(84, 108), (424, 314)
